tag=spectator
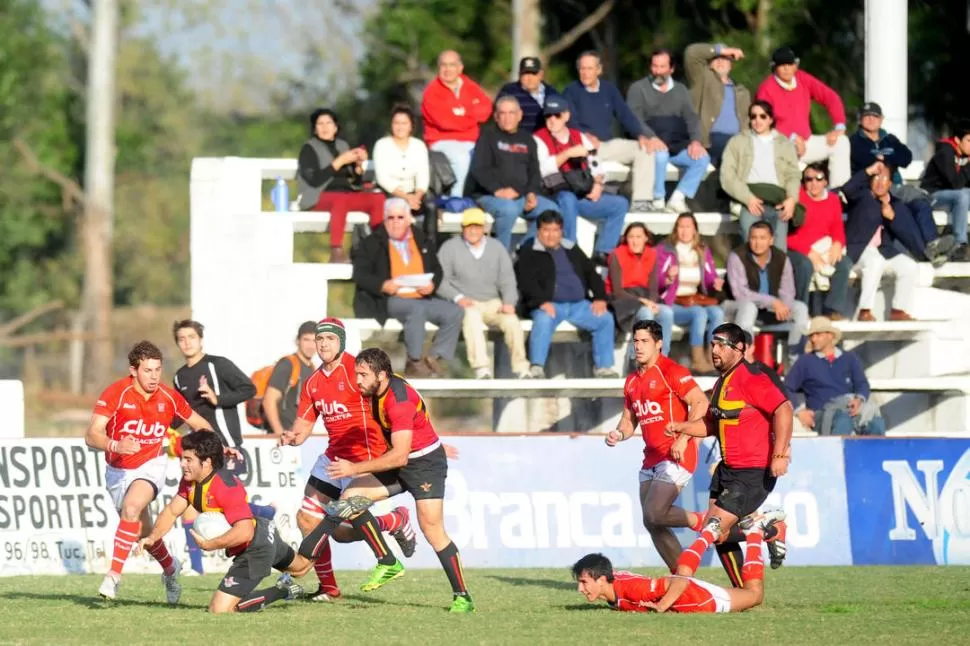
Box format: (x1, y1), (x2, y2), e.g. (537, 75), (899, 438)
(787, 162), (852, 319)
(373, 105), (438, 245)
(436, 208), (531, 379)
(720, 99), (801, 250)
(840, 163), (919, 321)
(534, 96), (628, 263)
(723, 221), (809, 362)
(421, 50), (493, 197)
(627, 49), (710, 214)
(786, 317), (886, 436)
(297, 108), (384, 263)
(921, 119), (970, 261)
(352, 198), (463, 377)
(684, 42), (751, 167)
(562, 51), (656, 211)
(755, 46), (851, 186)
(515, 211), (619, 379)
(496, 57), (563, 132)
(261, 321), (317, 437)
(467, 96), (560, 250)
(655, 213), (725, 372)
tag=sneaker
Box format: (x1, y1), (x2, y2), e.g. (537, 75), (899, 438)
(650, 198), (666, 211)
(280, 582), (305, 601)
(765, 520), (789, 569)
(473, 367), (493, 379)
(665, 194), (689, 214)
(183, 569), (201, 577)
(449, 595), (477, 613)
(924, 234), (956, 262)
(739, 507), (787, 535)
(324, 495), (374, 520)
(276, 572), (293, 588)
(528, 365), (546, 379)
(98, 573), (120, 600)
(360, 560), (405, 592)
(308, 586), (341, 602)
(949, 243), (970, 262)
(162, 558), (182, 605)
(593, 367), (620, 378)
(701, 516), (722, 540)
(515, 369), (532, 379)
(390, 506), (417, 558)
(814, 273), (830, 291)
(630, 200), (653, 213)
(818, 263), (837, 277)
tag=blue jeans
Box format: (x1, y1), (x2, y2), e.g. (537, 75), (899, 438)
(529, 300), (615, 369)
(671, 303), (725, 347)
(739, 205), (789, 251)
(477, 194), (561, 249)
(555, 191), (629, 254)
(653, 148), (710, 199)
(430, 140), (475, 197)
(633, 304), (674, 355)
(931, 188), (970, 245)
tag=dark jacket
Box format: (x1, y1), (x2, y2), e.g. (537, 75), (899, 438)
(466, 122), (541, 197)
(921, 138), (970, 193)
(513, 237), (607, 317)
(172, 355), (256, 447)
(785, 349), (871, 412)
(496, 81), (563, 132)
(849, 129), (912, 185)
(839, 170), (904, 263)
(352, 225), (443, 324)
(725, 244), (787, 299)
(562, 79), (646, 142)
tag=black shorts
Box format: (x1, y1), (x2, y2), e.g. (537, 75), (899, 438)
(709, 463), (776, 519)
(218, 518), (294, 598)
(384, 445), (448, 501)
(306, 475), (341, 501)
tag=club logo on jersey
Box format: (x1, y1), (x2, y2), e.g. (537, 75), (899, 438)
(158, 403), (165, 412)
(648, 380), (657, 389)
(222, 576), (237, 588)
(632, 399), (665, 425)
(121, 419), (168, 438)
(319, 400), (351, 420)
(420, 482), (432, 492)
(123, 403), (137, 410)
(337, 381), (345, 391)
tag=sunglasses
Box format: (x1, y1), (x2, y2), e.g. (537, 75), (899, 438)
(545, 113), (565, 120)
(749, 113), (770, 121)
(803, 174), (826, 183)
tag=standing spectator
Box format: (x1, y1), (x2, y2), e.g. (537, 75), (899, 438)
(515, 211), (619, 379)
(755, 47), (851, 186)
(261, 321), (317, 437)
(297, 108), (385, 263)
(921, 119), (970, 261)
(787, 163), (852, 318)
(655, 213), (725, 372)
(684, 42), (751, 167)
(467, 96), (560, 249)
(436, 208), (531, 379)
(627, 49), (710, 214)
(723, 221), (809, 362)
(840, 163), (919, 321)
(373, 105), (437, 244)
(720, 100), (801, 250)
(421, 50), (494, 197)
(352, 198), (463, 377)
(496, 57), (563, 132)
(786, 317), (886, 436)
(534, 97), (628, 263)
(562, 51), (656, 210)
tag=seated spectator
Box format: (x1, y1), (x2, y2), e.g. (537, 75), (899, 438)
(497, 57), (563, 132)
(840, 163), (918, 321)
(921, 119), (970, 261)
(627, 49), (711, 213)
(562, 51), (656, 211)
(373, 105), (437, 245)
(515, 211), (618, 379)
(534, 97), (628, 263)
(684, 42), (750, 167)
(297, 108), (384, 263)
(436, 208), (531, 379)
(787, 162), (852, 318)
(755, 47), (851, 186)
(421, 50), (493, 197)
(351, 198), (463, 377)
(786, 317), (886, 436)
(723, 221), (809, 362)
(655, 213), (725, 372)
(720, 100), (801, 250)
(467, 96), (560, 249)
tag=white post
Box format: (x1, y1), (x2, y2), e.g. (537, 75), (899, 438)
(511, 0), (541, 80)
(865, 0), (908, 142)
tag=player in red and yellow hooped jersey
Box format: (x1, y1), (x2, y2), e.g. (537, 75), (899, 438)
(606, 319), (711, 571)
(142, 432), (312, 613)
(84, 341), (215, 604)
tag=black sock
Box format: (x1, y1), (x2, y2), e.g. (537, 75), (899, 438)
(298, 515), (341, 559)
(351, 511), (397, 565)
(236, 585), (289, 612)
(716, 541), (745, 588)
(435, 541), (469, 598)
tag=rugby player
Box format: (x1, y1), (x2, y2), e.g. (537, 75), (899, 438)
(85, 341), (215, 602)
(605, 319), (710, 570)
(140, 432), (311, 613)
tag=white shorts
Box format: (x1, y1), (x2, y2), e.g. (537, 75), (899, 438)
(105, 455), (168, 512)
(690, 577), (732, 613)
(307, 454), (393, 516)
(638, 460), (692, 488)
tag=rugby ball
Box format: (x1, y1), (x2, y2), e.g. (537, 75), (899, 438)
(193, 512), (231, 542)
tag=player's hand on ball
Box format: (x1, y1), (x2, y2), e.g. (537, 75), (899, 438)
(605, 430), (622, 446)
(326, 457), (356, 479)
(189, 529), (215, 552)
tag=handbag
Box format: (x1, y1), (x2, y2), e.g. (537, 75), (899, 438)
(541, 168), (594, 196)
(675, 293), (719, 307)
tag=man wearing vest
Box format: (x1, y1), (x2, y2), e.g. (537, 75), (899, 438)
(534, 97), (628, 265)
(723, 221), (809, 363)
(352, 198), (463, 378)
(262, 321), (318, 437)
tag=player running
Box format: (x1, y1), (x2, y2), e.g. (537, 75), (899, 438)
(606, 319), (710, 570)
(84, 340), (216, 602)
(140, 431), (311, 613)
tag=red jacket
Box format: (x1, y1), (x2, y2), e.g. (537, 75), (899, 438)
(755, 70), (846, 140)
(421, 75), (494, 146)
(605, 243), (657, 295)
(787, 187), (846, 255)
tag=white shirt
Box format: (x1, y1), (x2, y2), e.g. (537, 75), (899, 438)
(533, 130), (603, 179)
(373, 136), (430, 194)
(747, 132), (779, 185)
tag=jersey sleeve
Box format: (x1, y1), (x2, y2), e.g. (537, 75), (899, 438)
(623, 376), (636, 412)
(745, 368), (788, 416)
(93, 383), (118, 418)
(214, 473), (253, 526)
(175, 477), (191, 501)
(296, 380), (319, 422)
(669, 363), (700, 400)
(170, 388), (194, 421)
(386, 398), (418, 433)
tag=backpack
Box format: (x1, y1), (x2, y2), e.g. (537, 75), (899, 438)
(246, 354), (301, 429)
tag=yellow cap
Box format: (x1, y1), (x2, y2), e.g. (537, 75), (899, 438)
(461, 208), (487, 227)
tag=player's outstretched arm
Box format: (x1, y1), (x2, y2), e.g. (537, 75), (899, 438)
(185, 411), (214, 433)
(140, 495), (190, 549)
(665, 418), (707, 438)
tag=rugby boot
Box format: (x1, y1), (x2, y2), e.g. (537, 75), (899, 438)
(360, 560), (405, 592)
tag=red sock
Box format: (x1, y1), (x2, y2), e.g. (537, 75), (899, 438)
(146, 539), (175, 576)
(375, 509), (404, 533)
(109, 519), (141, 577)
(676, 526), (717, 575)
(314, 539), (339, 594)
(689, 512), (706, 533)
(742, 533), (765, 583)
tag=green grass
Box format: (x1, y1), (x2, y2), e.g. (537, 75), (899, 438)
(1, 567), (968, 645)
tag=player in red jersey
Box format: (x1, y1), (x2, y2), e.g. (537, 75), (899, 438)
(280, 318), (416, 601)
(606, 319), (710, 570)
(84, 341), (215, 602)
(141, 432), (311, 613)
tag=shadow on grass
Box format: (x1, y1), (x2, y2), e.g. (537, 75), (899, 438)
(0, 591), (201, 611)
(560, 604), (606, 611)
(339, 593), (444, 611)
(484, 575), (574, 591)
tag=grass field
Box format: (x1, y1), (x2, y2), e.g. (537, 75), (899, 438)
(0, 567), (968, 645)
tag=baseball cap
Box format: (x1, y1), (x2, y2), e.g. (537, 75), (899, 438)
(771, 46), (798, 66)
(519, 57), (542, 74)
(543, 96), (571, 116)
(859, 102), (883, 118)
(461, 207), (486, 227)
